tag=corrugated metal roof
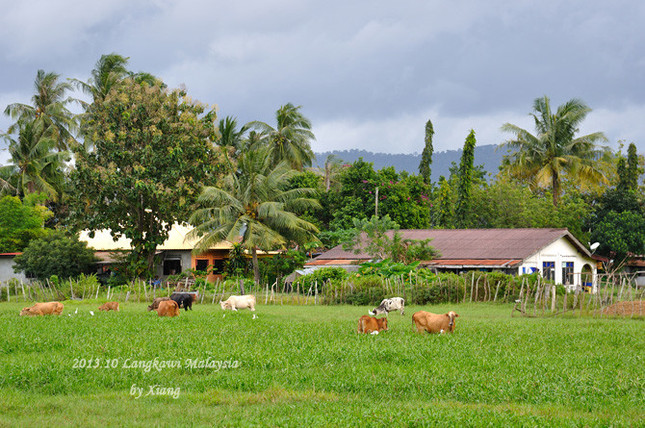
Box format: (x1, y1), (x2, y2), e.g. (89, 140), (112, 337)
(422, 259), (522, 268)
(312, 228), (590, 263)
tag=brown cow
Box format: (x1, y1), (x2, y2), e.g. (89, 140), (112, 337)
(20, 302), (64, 317)
(148, 297), (171, 312)
(98, 301), (120, 312)
(157, 300), (180, 317)
(412, 311), (459, 334)
(357, 315), (388, 334)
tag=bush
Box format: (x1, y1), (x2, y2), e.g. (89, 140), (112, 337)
(13, 230), (98, 280)
(293, 267), (349, 293)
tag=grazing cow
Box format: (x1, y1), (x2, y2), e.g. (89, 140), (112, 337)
(98, 301), (120, 312)
(148, 297), (171, 312)
(357, 315), (388, 334)
(220, 295), (256, 311)
(412, 311), (459, 334)
(369, 297), (405, 317)
(20, 302), (64, 317)
(157, 300), (180, 317)
(171, 293), (195, 311)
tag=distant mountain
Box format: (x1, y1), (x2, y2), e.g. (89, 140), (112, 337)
(314, 144), (504, 182)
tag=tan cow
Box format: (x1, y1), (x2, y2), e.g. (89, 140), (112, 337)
(157, 300), (180, 317)
(148, 297), (171, 312)
(412, 311), (459, 334)
(98, 301), (120, 312)
(356, 315), (388, 334)
(20, 302), (64, 317)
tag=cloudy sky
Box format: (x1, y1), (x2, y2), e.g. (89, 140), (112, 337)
(1, 0), (644, 163)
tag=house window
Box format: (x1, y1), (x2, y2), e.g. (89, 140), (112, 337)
(212, 259), (226, 275)
(543, 261), (555, 281)
(163, 259), (182, 276)
(562, 261), (574, 285)
(195, 259), (209, 273)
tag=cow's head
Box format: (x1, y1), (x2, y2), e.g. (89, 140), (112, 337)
(19, 307), (31, 316)
(377, 317), (388, 332)
(447, 311), (459, 330)
(369, 305), (385, 316)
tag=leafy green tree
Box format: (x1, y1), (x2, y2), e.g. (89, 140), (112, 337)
(72, 53), (130, 105)
(419, 119), (434, 183)
(591, 211), (645, 263)
(215, 116), (248, 156)
(68, 78), (218, 277)
(4, 69), (77, 150)
(501, 96), (608, 206)
(434, 176), (454, 228)
(13, 230), (97, 280)
(322, 154), (343, 192)
(189, 147), (320, 284)
(617, 143), (642, 192)
(0, 120), (68, 200)
(454, 129), (476, 227)
(248, 103), (315, 170)
(343, 215), (439, 263)
(0, 194), (51, 252)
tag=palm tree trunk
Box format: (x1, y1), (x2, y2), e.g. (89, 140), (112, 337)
(552, 174), (560, 207)
(252, 247), (260, 285)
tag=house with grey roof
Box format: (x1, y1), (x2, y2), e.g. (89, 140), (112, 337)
(306, 228), (596, 288)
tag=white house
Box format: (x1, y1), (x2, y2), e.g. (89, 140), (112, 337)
(306, 228), (597, 288)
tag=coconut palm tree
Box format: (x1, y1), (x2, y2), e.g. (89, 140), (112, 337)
(188, 147), (320, 284)
(500, 96), (608, 206)
(4, 70), (76, 150)
(0, 120), (68, 200)
(215, 116), (249, 157)
(247, 103), (315, 171)
(72, 53), (130, 105)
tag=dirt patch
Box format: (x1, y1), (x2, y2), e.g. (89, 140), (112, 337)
(601, 300), (645, 317)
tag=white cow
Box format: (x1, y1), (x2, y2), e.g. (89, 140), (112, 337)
(220, 295), (256, 311)
(369, 297), (405, 317)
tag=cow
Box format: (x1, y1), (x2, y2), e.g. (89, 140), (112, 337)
(171, 293), (195, 311)
(148, 297), (171, 312)
(157, 300), (180, 317)
(220, 295), (256, 311)
(369, 297), (405, 317)
(357, 315), (388, 334)
(20, 302), (64, 317)
(98, 301), (120, 312)
(412, 311), (459, 334)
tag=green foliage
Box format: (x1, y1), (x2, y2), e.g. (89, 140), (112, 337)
(68, 78), (218, 277)
(0, 194), (52, 252)
(617, 143), (642, 192)
(292, 267), (349, 292)
(419, 119), (434, 183)
(343, 215), (440, 263)
(259, 249), (307, 285)
(592, 210), (645, 262)
(434, 176), (454, 228)
(189, 147), (320, 284)
(13, 230), (97, 280)
(455, 129), (476, 228)
(500, 96), (608, 206)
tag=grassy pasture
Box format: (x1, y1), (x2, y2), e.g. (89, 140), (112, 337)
(0, 301), (643, 427)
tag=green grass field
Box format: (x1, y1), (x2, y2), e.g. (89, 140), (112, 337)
(0, 301), (643, 427)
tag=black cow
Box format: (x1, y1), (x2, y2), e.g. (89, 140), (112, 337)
(171, 293), (195, 311)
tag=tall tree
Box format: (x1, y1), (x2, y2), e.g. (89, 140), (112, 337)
(73, 53), (130, 105)
(617, 143), (641, 192)
(68, 78), (218, 277)
(215, 116), (248, 156)
(500, 96), (608, 206)
(189, 147), (320, 284)
(419, 119), (434, 183)
(0, 120), (68, 200)
(454, 129), (476, 228)
(4, 70), (76, 150)
(247, 103), (315, 171)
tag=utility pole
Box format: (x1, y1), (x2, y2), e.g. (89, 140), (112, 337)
(375, 187), (379, 218)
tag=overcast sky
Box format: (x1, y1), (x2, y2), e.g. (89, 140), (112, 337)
(1, 0), (644, 165)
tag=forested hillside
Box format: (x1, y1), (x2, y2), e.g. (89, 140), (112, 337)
(314, 144), (503, 181)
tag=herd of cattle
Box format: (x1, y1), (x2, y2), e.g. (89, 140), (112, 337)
(17, 295), (458, 335)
